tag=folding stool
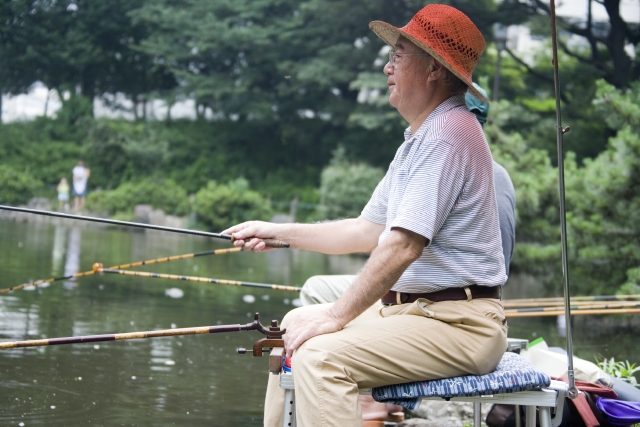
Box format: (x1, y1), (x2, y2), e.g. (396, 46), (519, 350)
(274, 345), (568, 427)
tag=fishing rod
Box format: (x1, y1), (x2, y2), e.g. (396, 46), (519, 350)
(503, 297), (640, 309)
(0, 313), (284, 356)
(98, 267), (302, 292)
(0, 205), (290, 248)
(505, 308), (640, 318)
(0, 247), (242, 294)
(506, 301), (640, 313)
(503, 294), (640, 307)
(550, 0), (578, 399)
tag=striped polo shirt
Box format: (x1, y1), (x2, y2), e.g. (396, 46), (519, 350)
(361, 95), (506, 293)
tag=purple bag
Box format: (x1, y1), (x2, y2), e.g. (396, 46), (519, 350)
(596, 398), (640, 426)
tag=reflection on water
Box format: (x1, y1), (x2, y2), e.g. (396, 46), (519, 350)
(63, 228), (81, 289)
(0, 221), (366, 426)
(51, 226), (67, 276)
(1, 221), (640, 426)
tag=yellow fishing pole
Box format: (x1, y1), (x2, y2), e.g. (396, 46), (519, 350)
(503, 294), (640, 308)
(504, 301), (640, 311)
(0, 247), (242, 294)
(505, 307), (640, 318)
(98, 268), (302, 292)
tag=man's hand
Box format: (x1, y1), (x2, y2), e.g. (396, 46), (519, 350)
(283, 309), (343, 358)
(222, 221), (281, 252)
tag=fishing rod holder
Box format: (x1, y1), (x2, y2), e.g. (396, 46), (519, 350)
(237, 313), (285, 359)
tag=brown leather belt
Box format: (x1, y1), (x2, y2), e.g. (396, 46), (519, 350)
(381, 285), (501, 306)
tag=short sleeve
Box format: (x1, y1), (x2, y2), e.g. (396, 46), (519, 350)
(390, 141), (465, 241)
(361, 169), (391, 225)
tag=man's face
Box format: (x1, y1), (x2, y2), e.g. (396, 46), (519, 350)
(384, 36), (432, 113)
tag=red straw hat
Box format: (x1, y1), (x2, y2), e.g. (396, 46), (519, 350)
(370, 4), (487, 103)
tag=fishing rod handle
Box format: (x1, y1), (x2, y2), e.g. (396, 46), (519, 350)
(230, 234), (290, 249)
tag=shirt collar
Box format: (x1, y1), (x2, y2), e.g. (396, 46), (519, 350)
(403, 94), (467, 141)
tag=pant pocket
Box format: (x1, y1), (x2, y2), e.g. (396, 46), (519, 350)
(483, 309), (508, 334)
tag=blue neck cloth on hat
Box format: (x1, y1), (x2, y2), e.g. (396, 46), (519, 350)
(465, 83), (489, 125)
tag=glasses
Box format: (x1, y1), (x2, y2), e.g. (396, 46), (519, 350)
(388, 51), (431, 67)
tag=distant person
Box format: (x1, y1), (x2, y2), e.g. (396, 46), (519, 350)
(72, 160), (90, 211)
(56, 177), (70, 211)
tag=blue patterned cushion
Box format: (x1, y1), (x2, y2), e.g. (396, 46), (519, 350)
(371, 352), (551, 410)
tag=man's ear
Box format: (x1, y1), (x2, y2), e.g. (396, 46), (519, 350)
(427, 60), (446, 81)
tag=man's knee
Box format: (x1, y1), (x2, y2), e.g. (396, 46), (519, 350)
(300, 276), (326, 306)
(300, 275), (355, 306)
(280, 303), (334, 328)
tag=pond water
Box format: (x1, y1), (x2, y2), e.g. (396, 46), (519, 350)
(1, 220), (639, 426)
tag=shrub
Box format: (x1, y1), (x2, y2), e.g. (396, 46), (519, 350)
(193, 178), (273, 231)
(86, 178), (189, 216)
(596, 357), (640, 387)
(317, 147), (385, 220)
(0, 165), (43, 205)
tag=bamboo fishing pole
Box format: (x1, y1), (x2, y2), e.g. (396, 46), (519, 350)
(0, 247), (242, 294)
(506, 301), (640, 313)
(503, 294), (640, 307)
(503, 297), (640, 309)
(98, 268), (302, 292)
(0, 205), (290, 248)
(0, 313), (285, 350)
(505, 308), (640, 318)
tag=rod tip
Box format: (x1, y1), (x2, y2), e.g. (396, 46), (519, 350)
(92, 263), (104, 273)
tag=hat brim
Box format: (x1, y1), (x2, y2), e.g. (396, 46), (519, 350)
(369, 20), (489, 104)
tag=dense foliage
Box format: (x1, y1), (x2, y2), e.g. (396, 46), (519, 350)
(86, 178), (190, 216)
(193, 178), (273, 231)
(318, 148), (385, 220)
(0, 165), (43, 205)
(481, 81), (640, 295)
(567, 81), (640, 295)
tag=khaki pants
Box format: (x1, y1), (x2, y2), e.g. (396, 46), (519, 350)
(264, 297), (507, 427)
(299, 275), (356, 306)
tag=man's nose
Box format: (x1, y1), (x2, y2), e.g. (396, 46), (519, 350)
(383, 61), (393, 75)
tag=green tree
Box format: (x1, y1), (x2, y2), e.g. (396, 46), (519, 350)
(0, 165), (43, 205)
(317, 147), (385, 220)
(193, 178), (273, 231)
(0, 0), (176, 112)
(128, 0), (506, 174)
(501, 0), (640, 90)
(566, 80), (640, 294)
(487, 0), (640, 162)
(484, 101), (564, 283)
(86, 178), (189, 216)
(83, 119), (172, 189)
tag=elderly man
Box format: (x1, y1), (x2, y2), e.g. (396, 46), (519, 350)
(224, 5), (507, 426)
(301, 83), (516, 306)
(297, 82), (517, 424)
